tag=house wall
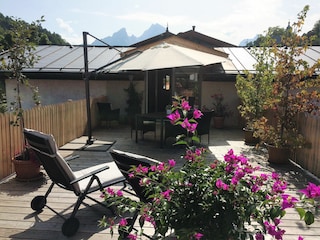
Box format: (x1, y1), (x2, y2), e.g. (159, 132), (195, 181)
(5, 77), (241, 128)
(201, 81), (241, 128)
(5, 78), (145, 121)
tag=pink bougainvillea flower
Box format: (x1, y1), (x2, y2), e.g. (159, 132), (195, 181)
(161, 189), (173, 201)
(106, 187), (115, 196)
(181, 99), (191, 111)
(181, 118), (191, 129)
(167, 110), (181, 124)
(135, 164), (149, 174)
(116, 190), (123, 197)
(255, 232), (264, 240)
(150, 165), (157, 172)
(193, 232), (204, 240)
(216, 179), (229, 190)
(300, 182), (320, 198)
(272, 180), (287, 194)
(168, 159), (176, 167)
(193, 109), (203, 119)
(181, 118), (198, 133)
(281, 194), (298, 210)
(127, 233), (137, 240)
(119, 218), (128, 226)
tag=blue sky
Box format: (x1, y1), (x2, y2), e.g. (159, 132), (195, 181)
(1, 0), (320, 45)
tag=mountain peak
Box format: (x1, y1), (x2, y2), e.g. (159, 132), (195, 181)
(92, 24), (166, 46)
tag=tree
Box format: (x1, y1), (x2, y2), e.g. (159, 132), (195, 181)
(247, 26), (287, 46)
(254, 5), (320, 151)
(236, 37), (274, 130)
(0, 16), (43, 128)
(246, 18), (320, 47)
(0, 12), (68, 48)
(305, 19), (320, 45)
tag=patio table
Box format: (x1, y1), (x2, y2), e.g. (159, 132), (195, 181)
(135, 112), (168, 147)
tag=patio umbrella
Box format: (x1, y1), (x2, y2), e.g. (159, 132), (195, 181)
(100, 43), (229, 72)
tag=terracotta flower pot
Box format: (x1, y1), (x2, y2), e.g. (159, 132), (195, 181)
(13, 153), (42, 181)
(213, 116), (225, 129)
(265, 143), (291, 164)
(243, 128), (260, 145)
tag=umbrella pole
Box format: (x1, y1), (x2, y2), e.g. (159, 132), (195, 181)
(83, 32), (94, 145)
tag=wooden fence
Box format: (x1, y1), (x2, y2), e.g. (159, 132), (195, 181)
(296, 114), (320, 178)
(0, 96), (106, 180)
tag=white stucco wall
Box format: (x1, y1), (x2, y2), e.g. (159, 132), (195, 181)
(5, 77), (240, 127)
(201, 81), (241, 128)
(5, 78), (145, 119)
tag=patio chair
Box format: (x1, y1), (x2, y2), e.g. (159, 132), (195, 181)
(164, 120), (186, 144)
(197, 111), (213, 143)
(23, 128), (126, 237)
(97, 102), (120, 127)
(131, 114), (156, 142)
(109, 149), (161, 238)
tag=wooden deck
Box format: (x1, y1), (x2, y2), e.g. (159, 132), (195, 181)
(0, 125), (320, 240)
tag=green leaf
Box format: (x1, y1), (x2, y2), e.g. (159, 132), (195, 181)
(295, 207), (306, 220)
(304, 211), (315, 225)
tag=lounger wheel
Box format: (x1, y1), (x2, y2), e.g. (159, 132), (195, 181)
(62, 217), (80, 237)
(31, 196), (46, 211)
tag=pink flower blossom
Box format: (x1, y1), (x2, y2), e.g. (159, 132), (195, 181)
(161, 189), (173, 201)
(106, 187), (115, 196)
(300, 182), (320, 198)
(181, 99), (191, 111)
(255, 233), (264, 240)
(193, 232), (204, 240)
(119, 218), (128, 226)
(193, 109), (203, 119)
(281, 194), (298, 210)
(127, 233), (137, 240)
(167, 110), (181, 124)
(168, 159), (176, 167)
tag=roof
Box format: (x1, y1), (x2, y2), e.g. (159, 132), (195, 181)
(0, 45), (132, 74)
(1, 45), (319, 77)
(130, 30), (175, 47)
(216, 46), (320, 75)
(177, 30), (236, 48)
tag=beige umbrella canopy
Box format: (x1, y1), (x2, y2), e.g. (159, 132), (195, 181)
(101, 43), (229, 72)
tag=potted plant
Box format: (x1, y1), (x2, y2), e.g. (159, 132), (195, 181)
(253, 6), (320, 163)
(235, 41), (274, 145)
(211, 93), (232, 128)
(100, 99), (319, 240)
(1, 17), (43, 180)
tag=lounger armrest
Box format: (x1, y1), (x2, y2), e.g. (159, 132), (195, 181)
(70, 165), (110, 184)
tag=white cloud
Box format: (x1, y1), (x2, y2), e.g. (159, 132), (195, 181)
(56, 18), (74, 33)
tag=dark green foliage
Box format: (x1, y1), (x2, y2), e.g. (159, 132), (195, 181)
(124, 82), (143, 122)
(246, 18), (320, 46)
(0, 12), (68, 50)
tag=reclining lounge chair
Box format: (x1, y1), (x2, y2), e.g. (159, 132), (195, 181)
(109, 149), (161, 238)
(23, 128), (126, 237)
